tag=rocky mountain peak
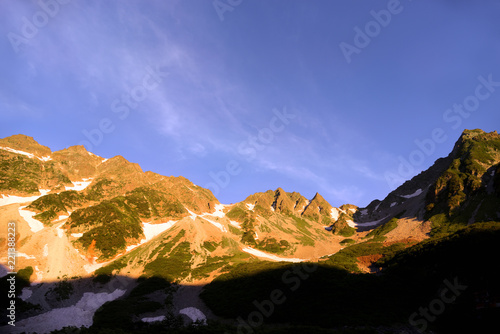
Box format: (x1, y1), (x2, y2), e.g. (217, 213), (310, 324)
(99, 155), (144, 176)
(272, 187), (294, 213)
(0, 134), (52, 157)
(302, 192), (333, 223)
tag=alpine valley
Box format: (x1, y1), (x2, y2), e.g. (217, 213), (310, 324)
(1, 129), (499, 333)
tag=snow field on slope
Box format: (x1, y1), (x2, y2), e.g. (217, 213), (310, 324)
(0, 189), (50, 206)
(64, 178), (93, 191)
(400, 188), (422, 199)
(212, 204), (226, 218)
(0, 146), (51, 161)
(229, 221), (241, 228)
(242, 247), (305, 263)
(19, 206), (45, 232)
(179, 307), (207, 323)
(187, 208), (228, 232)
(330, 207), (340, 220)
(348, 215), (392, 228)
(4, 289), (126, 334)
(126, 221), (177, 252)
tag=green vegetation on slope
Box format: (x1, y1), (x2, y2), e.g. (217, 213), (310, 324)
(68, 185), (191, 259)
(227, 205), (258, 245)
(124, 187), (187, 220)
(0, 153), (71, 195)
(330, 212), (356, 237)
(322, 240), (407, 273)
(425, 130), (500, 233)
(364, 217), (398, 241)
(257, 237), (291, 254)
(144, 241), (192, 281)
(28, 191), (86, 223)
(85, 178), (119, 201)
(70, 198), (143, 259)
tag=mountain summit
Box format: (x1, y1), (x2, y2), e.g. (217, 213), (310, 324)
(357, 129), (500, 232)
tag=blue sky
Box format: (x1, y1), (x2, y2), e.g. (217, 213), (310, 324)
(1, 0), (499, 207)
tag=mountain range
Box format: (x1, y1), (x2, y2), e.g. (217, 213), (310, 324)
(1, 129), (499, 333)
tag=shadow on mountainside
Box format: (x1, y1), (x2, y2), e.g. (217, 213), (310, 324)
(201, 222), (500, 333)
(1, 222), (500, 334)
(1, 273), (220, 334)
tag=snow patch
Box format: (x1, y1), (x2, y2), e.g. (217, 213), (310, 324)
(179, 307), (207, 324)
(9, 289), (126, 333)
(360, 209), (368, 215)
(246, 203), (255, 210)
(16, 252), (36, 259)
(188, 208), (227, 233)
(346, 216), (391, 229)
(58, 215), (69, 220)
(143, 221), (176, 241)
(65, 178), (93, 191)
(19, 287), (32, 301)
(126, 221), (177, 252)
(19, 206), (44, 232)
(142, 316), (166, 323)
(212, 204), (225, 218)
(390, 202), (397, 207)
(83, 258), (115, 274)
(229, 221), (241, 229)
(321, 252), (337, 258)
(0, 146), (35, 158)
(330, 208), (340, 221)
(401, 188), (423, 199)
(356, 215), (391, 227)
(40, 189), (51, 195)
(34, 266), (43, 282)
(0, 146), (52, 161)
(43, 244), (49, 257)
(56, 221), (67, 238)
(270, 206), (275, 212)
(0, 189), (50, 206)
(242, 247), (305, 263)
(71, 233), (83, 238)
(186, 209), (198, 220)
